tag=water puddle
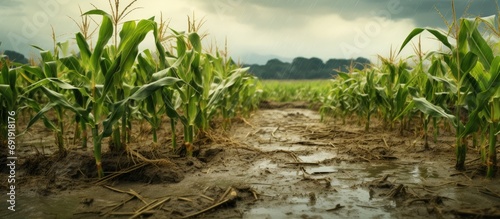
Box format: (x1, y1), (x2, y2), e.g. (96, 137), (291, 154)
(304, 166), (338, 174)
(298, 151), (336, 163)
(240, 157), (496, 219)
(244, 188), (395, 219)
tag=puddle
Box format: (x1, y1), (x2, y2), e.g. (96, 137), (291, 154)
(304, 166), (338, 174)
(251, 159), (305, 177)
(298, 151), (336, 163)
(244, 188), (395, 219)
(240, 159), (494, 219)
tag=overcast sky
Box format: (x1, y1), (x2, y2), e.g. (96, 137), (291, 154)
(0, 0), (498, 64)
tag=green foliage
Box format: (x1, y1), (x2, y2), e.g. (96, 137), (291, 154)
(260, 80), (330, 103)
(320, 12), (500, 177)
(0, 57), (21, 147)
(247, 57), (370, 79)
(10, 5), (260, 178)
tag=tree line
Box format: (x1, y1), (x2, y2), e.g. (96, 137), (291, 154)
(245, 57), (371, 79)
(0, 50), (29, 64)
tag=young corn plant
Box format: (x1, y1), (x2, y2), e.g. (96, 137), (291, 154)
(80, 10), (182, 176)
(400, 14), (499, 173)
(0, 56), (20, 147)
(25, 10), (182, 177)
(402, 54), (456, 149)
(22, 48), (73, 155)
(161, 30), (205, 156)
(320, 73), (356, 124)
(375, 57), (413, 132)
(359, 69), (378, 131)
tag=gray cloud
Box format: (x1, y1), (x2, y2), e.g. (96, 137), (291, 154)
(391, 0), (498, 27)
(194, 0), (498, 29)
(1, 0), (498, 62)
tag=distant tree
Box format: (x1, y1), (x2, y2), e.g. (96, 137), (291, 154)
(308, 57), (324, 71)
(2, 50), (28, 64)
(246, 56), (371, 80)
(264, 59), (290, 79)
(354, 57), (371, 69)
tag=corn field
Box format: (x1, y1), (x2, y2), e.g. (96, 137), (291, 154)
(0, 7), (260, 178)
(1, 2), (499, 181)
(320, 14), (500, 178)
(260, 80), (330, 103)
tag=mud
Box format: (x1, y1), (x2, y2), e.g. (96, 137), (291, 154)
(1, 103), (500, 218)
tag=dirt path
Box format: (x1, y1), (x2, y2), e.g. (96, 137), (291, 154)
(2, 106), (500, 218)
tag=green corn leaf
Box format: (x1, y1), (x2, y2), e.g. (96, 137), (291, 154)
(0, 85), (14, 108)
(24, 78), (79, 94)
(467, 22), (494, 70)
(188, 32), (202, 53)
(399, 28), (452, 54)
(101, 102), (126, 138)
(457, 20), (469, 55)
(26, 102), (58, 130)
(412, 97), (455, 119)
(469, 62), (488, 91)
(490, 96), (500, 123)
(40, 87), (86, 114)
(101, 76), (182, 138)
(31, 45), (45, 51)
(394, 85), (409, 112)
(1, 60), (9, 83)
(40, 50), (55, 62)
(483, 56), (500, 94)
(461, 57), (500, 137)
(76, 33), (92, 63)
(399, 28), (425, 54)
(101, 53), (122, 98)
(84, 9), (113, 73)
(426, 29), (452, 50)
(43, 61), (58, 78)
(60, 55), (84, 73)
(7, 67), (17, 93)
(460, 52), (478, 76)
(153, 23), (167, 69)
(398, 28), (425, 53)
(57, 41), (71, 57)
(428, 74), (457, 93)
(119, 19), (155, 72)
(162, 90), (183, 120)
(173, 30), (187, 57)
(128, 77), (182, 101)
(120, 20), (137, 40)
(22, 66), (44, 81)
(187, 95), (199, 125)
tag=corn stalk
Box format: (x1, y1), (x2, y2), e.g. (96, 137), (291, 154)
(0, 57), (20, 147)
(399, 15), (499, 173)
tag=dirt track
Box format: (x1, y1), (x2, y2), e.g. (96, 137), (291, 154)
(2, 104), (500, 218)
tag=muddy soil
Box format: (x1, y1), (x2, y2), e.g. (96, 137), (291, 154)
(2, 102), (500, 219)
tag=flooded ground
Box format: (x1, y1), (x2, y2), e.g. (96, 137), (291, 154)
(1, 104), (500, 218)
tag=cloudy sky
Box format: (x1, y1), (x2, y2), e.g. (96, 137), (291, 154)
(0, 0), (498, 64)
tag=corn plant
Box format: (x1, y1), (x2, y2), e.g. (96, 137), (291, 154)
(374, 58), (412, 131)
(400, 14), (500, 175)
(23, 9), (183, 177)
(0, 56), (20, 147)
(320, 73), (357, 124)
(22, 48), (73, 155)
(399, 54), (456, 149)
